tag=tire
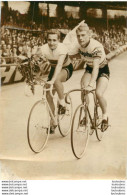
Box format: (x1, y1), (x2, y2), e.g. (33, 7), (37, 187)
(27, 100), (50, 153)
(95, 103), (104, 141)
(58, 94), (73, 137)
(71, 104), (90, 159)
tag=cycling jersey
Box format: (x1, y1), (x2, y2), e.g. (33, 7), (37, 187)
(39, 43), (71, 67)
(70, 38), (107, 68)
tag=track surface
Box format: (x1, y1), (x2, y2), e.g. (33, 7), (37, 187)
(0, 52), (127, 179)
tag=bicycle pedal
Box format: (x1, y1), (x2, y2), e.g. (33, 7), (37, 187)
(101, 125), (109, 132)
(50, 129), (55, 134)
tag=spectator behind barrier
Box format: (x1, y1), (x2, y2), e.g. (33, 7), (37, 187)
(1, 22), (127, 65)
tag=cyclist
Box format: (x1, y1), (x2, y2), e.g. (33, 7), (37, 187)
(69, 23), (110, 131)
(35, 29), (73, 134)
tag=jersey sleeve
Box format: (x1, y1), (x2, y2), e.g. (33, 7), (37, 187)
(91, 47), (103, 59)
(59, 43), (68, 55)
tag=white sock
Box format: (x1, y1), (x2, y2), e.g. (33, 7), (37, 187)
(102, 114), (108, 120)
(59, 99), (65, 107)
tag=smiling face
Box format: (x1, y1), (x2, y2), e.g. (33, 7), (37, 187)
(76, 30), (90, 47)
(47, 34), (59, 50)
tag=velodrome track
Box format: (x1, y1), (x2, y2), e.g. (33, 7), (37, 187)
(0, 51), (127, 179)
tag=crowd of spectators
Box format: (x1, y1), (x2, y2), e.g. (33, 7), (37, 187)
(0, 28), (46, 65)
(1, 20), (127, 65)
(93, 25), (127, 53)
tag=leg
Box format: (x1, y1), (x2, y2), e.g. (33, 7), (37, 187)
(79, 72), (91, 125)
(46, 86), (55, 115)
(96, 76), (109, 118)
(46, 69), (68, 131)
(54, 69), (67, 100)
(46, 85), (57, 128)
(46, 66), (56, 117)
(80, 72), (91, 103)
(54, 69), (68, 114)
(81, 72), (91, 88)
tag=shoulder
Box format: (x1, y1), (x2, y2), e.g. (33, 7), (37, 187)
(58, 43), (68, 50)
(41, 43), (49, 50)
(90, 38), (103, 49)
(90, 39), (105, 58)
(58, 43), (68, 55)
(40, 44), (50, 55)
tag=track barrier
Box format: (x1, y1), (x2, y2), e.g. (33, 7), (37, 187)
(1, 44), (127, 85)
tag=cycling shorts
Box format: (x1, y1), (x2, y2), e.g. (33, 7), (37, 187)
(85, 64), (110, 80)
(48, 63), (73, 81)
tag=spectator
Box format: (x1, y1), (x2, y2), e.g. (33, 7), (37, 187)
(1, 20), (127, 65)
(11, 46), (18, 63)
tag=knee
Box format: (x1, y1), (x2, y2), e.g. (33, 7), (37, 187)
(96, 90), (103, 99)
(80, 79), (86, 89)
(80, 77), (87, 89)
(54, 78), (61, 88)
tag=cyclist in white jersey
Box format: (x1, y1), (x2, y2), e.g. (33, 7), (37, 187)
(70, 23), (110, 130)
(35, 29), (73, 133)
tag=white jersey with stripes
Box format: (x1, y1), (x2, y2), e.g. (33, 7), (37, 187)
(39, 43), (70, 67)
(70, 38), (107, 68)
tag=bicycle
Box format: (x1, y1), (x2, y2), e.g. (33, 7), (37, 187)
(27, 79), (73, 153)
(65, 88), (110, 159)
(18, 56), (73, 153)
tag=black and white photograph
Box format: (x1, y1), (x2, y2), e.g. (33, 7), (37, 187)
(0, 1), (127, 180)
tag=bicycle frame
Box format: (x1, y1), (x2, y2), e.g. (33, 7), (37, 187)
(85, 90), (99, 130)
(41, 82), (58, 126)
(65, 88), (99, 130)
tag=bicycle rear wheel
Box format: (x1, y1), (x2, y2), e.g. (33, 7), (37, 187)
(95, 103), (104, 141)
(71, 104), (90, 159)
(58, 94), (72, 137)
(27, 100), (50, 153)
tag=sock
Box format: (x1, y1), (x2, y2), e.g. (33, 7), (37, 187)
(102, 114), (108, 121)
(59, 99), (65, 107)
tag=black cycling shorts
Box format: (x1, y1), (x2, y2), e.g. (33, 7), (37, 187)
(48, 63), (73, 81)
(86, 64), (110, 80)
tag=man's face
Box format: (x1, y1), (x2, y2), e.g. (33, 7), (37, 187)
(76, 30), (90, 47)
(47, 34), (59, 50)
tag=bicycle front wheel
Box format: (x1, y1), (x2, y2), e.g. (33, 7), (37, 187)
(58, 94), (73, 137)
(71, 104), (90, 159)
(95, 104), (104, 141)
(27, 100), (50, 153)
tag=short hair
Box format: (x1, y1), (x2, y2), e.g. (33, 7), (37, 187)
(76, 23), (90, 34)
(47, 29), (60, 39)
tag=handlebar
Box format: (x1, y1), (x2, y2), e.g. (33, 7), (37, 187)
(65, 88), (95, 104)
(43, 84), (54, 98)
(36, 79), (54, 98)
